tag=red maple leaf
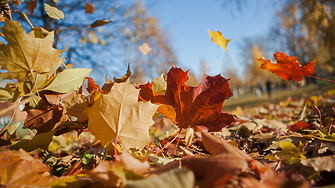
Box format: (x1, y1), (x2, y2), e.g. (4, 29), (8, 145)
(137, 66), (235, 132)
(259, 51), (315, 82)
(288, 121), (313, 132)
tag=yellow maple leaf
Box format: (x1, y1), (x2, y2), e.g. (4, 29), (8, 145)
(0, 20), (65, 82)
(265, 141), (306, 164)
(84, 81), (159, 150)
(207, 29), (231, 51)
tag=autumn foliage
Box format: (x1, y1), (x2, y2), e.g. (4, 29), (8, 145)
(259, 51), (315, 82)
(137, 66), (235, 132)
(1, 3), (335, 187)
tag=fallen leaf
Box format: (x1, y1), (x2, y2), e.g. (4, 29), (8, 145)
(207, 29), (231, 51)
(259, 51), (315, 82)
(154, 132), (253, 188)
(84, 1), (95, 14)
(26, 0), (37, 15)
(0, 19), (65, 82)
(86, 160), (126, 187)
(151, 74), (166, 95)
(84, 81), (159, 149)
(61, 92), (89, 122)
(23, 105), (67, 134)
(138, 66), (235, 132)
(139, 42), (152, 55)
(184, 128), (194, 148)
(41, 68), (91, 93)
(44, 91), (75, 105)
(125, 167), (194, 188)
(289, 121), (313, 132)
(301, 155), (335, 172)
(0, 150), (55, 186)
(147, 155), (180, 167)
(88, 19), (113, 29)
(101, 64), (132, 94)
(86, 77), (105, 94)
(44, 3), (64, 19)
(117, 151), (150, 176)
(265, 141), (306, 164)
(9, 129), (57, 152)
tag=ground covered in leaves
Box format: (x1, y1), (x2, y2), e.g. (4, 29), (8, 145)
(1, 86), (335, 188)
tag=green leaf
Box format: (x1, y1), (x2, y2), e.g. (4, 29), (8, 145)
(265, 141), (306, 164)
(9, 129), (57, 152)
(41, 68), (91, 93)
(124, 167), (195, 188)
(44, 3), (64, 19)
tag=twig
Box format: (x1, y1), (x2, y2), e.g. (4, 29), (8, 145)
(155, 128), (182, 155)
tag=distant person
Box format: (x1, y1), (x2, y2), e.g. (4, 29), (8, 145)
(266, 80), (272, 98)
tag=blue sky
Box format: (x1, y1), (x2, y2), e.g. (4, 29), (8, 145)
(148, 1), (279, 78)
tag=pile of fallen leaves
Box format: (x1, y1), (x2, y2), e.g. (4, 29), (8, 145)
(1, 18), (335, 188)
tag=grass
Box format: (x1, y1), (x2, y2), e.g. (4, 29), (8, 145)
(223, 84), (327, 111)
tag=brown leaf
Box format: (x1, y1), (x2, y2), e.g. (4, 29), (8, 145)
(44, 91), (75, 105)
(118, 151), (150, 176)
(26, 0), (37, 15)
(154, 132), (252, 187)
(0, 20), (65, 82)
(23, 105), (68, 134)
(88, 18), (113, 29)
(11, 0), (21, 7)
(86, 160), (126, 187)
(84, 81), (159, 149)
(84, 1), (95, 14)
(61, 92), (89, 122)
(0, 149), (55, 186)
(101, 64), (132, 94)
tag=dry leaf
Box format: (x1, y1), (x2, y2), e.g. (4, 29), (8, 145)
(84, 1), (95, 14)
(44, 3), (64, 19)
(139, 42), (152, 55)
(26, 0), (37, 15)
(259, 51), (315, 82)
(88, 19), (113, 29)
(0, 20), (65, 82)
(207, 29), (231, 51)
(84, 81), (159, 149)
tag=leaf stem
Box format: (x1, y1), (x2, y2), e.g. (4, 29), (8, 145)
(146, 118), (164, 152)
(114, 133), (119, 162)
(306, 75), (335, 83)
(274, 141), (307, 171)
(21, 12), (34, 29)
(314, 105), (322, 130)
(93, 142), (101, 169)
(155, 128), (182, 155)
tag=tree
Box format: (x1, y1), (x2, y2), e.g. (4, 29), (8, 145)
(5, 0), (176, 83)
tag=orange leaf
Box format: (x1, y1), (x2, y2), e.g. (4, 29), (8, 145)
(86, 77), (105, 94)
(259, 51), (315, 82)
(0, 150), (55, 186)
(138, 65), (235, 132)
